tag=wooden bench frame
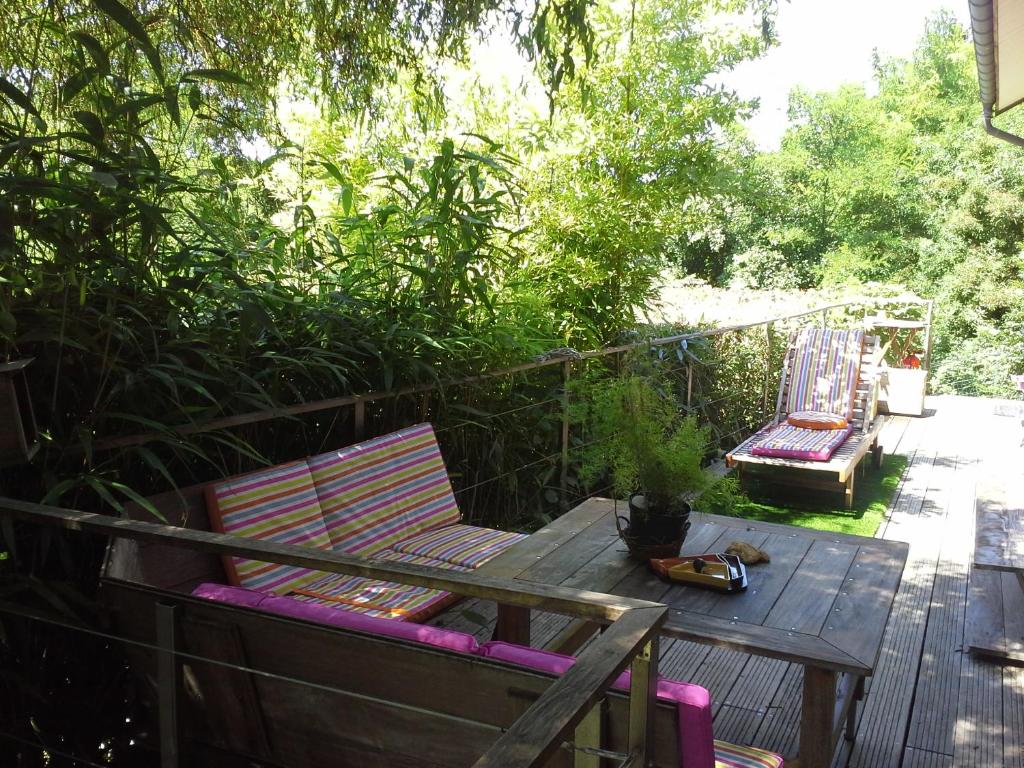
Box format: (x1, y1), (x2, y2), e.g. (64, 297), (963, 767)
(0, 495), (667, 768)
(727, 332), (884, 509)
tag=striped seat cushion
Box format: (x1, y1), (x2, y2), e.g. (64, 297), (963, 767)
(371, 548), (473, 572)
(308, 424), (461, 556)
(714, 740), (784, 767)
(786, 329), (864, 419)
(288, 571), (458, 623)
(751, 423), (853, 462)
(390, 523), (528, 569)
(205, 461), (332, 595)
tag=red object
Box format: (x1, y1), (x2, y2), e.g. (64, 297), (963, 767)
(902, 354), (921, 369)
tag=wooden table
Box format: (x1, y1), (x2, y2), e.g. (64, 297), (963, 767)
(479, 498), (909, 768)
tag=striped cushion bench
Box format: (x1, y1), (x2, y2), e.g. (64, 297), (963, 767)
(206, 423), (526, 623)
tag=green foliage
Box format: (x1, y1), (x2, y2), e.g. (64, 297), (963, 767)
(696, 11), (1024, 396)
(575, 368), (714, 511)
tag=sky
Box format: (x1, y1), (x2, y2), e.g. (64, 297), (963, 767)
(720, 0), (971, 149)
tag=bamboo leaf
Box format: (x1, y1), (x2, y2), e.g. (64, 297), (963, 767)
(91, 0), (164, 82)
(0, 77), (39, 117)
(70, 31), (110, 72)
(182, 68), (249, 86)
(73, 110), (104, 142)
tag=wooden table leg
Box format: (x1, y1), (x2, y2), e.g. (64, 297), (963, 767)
(494, 604), (531, 645)
(846, 676), (865, 741)
(800, 666), (838, 768)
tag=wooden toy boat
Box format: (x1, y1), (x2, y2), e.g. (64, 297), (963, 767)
(649, 554), (748, 593)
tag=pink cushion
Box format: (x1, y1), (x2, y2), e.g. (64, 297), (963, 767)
(191, 583), (479, 654)
(750, 424), (852, 461)
(476, 641), (715, 768)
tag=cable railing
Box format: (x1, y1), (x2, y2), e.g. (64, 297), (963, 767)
(74, 295), (933, 532)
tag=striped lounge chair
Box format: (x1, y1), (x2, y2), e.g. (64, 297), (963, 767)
(206, 424), (526, 622)
(727, 328), (884, 509)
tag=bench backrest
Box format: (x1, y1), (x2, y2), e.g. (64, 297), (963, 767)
(307, 423), (460, 555)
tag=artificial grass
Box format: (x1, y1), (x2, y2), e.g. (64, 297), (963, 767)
(726, 454), (909, 538)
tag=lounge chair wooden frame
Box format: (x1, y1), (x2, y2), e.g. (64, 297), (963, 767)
(726, 331), (884, 509)
(0, 493), (668, 768)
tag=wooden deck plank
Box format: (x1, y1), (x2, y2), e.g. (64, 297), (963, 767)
(952, 651), (1003, 768)
(1005, 664), (1024, 768)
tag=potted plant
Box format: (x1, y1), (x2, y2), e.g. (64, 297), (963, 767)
(578, 373), (719, 559)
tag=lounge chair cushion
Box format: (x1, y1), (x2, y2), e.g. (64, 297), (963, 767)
(390, 523), (528, 569)
(308, 423), (461, 556)
(191, 583), (479, 653)
(205, 461), (333, 595)
(786, 410), (848, 430)
(713, 740), (784, 768)
(476, 641), (717, 768)
(751, 424), (853, 462)
(286, 570), (459, 623)
(785, 329), (864, 418)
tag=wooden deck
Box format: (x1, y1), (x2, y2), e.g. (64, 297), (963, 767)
(432, 394), (1024, 767)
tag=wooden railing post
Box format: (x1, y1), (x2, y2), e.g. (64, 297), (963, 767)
(762, 322), (774, 421)
(627, 637), (658, 766)
(561, 360), (572, 512)
(156, 602), (181, 768)
(352, 399), (366, 441)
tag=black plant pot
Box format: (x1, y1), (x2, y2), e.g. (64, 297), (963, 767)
(616, 494), (691, 560)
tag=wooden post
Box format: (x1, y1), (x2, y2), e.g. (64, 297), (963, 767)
(352, 399), (365, 441)
(800, 666), (838, 768)
(156, 602), (181, 768)
(762, 323), (774, 421)
(686, 363), (693, 409)
(573, 704), (602, 768)
(494, 604), (531, 646)
(561, 360), (572, 511)
(627, 637), (658, 766)
(821, 308), (829, 328)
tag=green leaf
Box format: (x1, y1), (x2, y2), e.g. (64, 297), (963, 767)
(163, 85), (180, 126)
(0, 77), (39, 117)
(187, 84), (201, 111)
(60, 67), (99, 104)
(341, 184), (353, 216)
(91, 0), (164, 82)
(89, 170), (118, 188)
(73, 110), (104, 142)
(182, 68), (249, 86)
(70, 31), (110, 72)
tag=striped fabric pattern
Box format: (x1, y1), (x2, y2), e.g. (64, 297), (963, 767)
(308, 424), (461, 556)
(390, 523), (527, 569)
(206, 461), (332, 595)
(289, 571), (457, 623)
(714, 740), (784, 768)
(751, 423), (852, 461)
(785, 329), (864, 418)
(371, 548), (473, 572)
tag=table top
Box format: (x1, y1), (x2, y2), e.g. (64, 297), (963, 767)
(480, 498), (909, 676)
(974, 478), (1024, 574)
